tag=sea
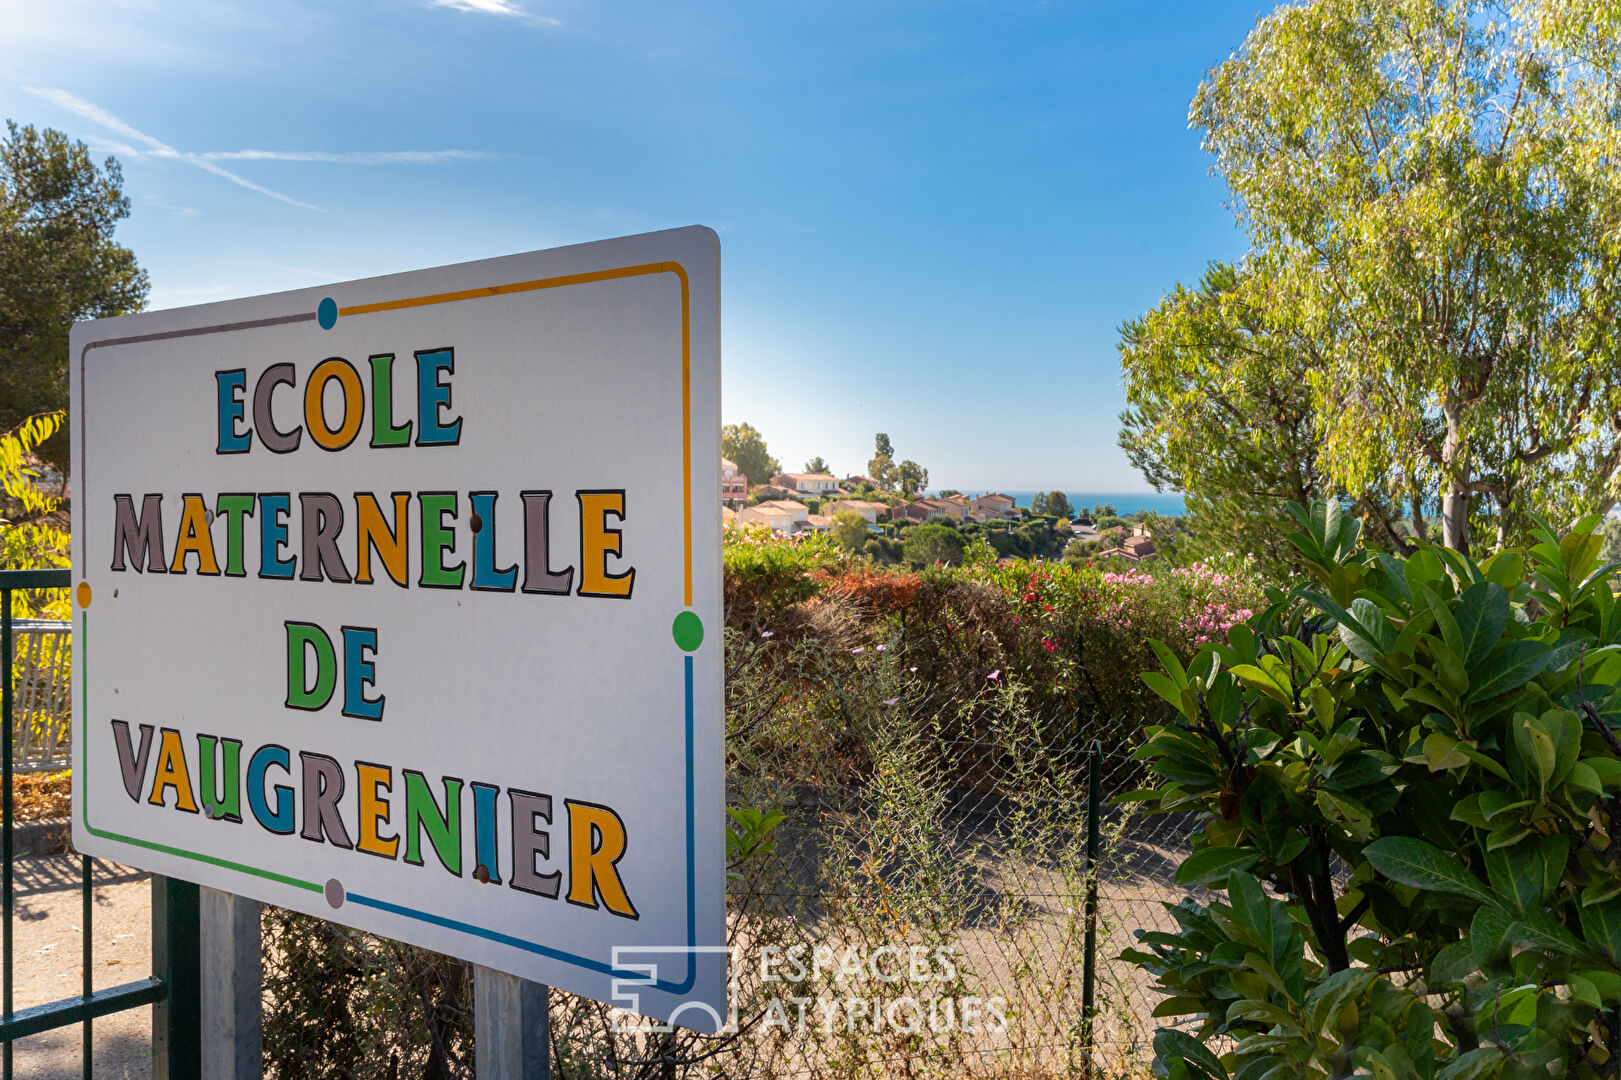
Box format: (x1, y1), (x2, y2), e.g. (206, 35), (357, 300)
(947, 491), (1187, 517)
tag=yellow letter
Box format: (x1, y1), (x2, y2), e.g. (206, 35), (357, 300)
(147, 728), (199, 812)
(355, 493), (410, 587)
(356, 763), (399, 858)
(565, 800), (638, 918)
(577, 491), (634, 599)
(304, 358), (365, 451)
(169, 494), (220, 575)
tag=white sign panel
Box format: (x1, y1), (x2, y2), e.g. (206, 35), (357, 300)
(70, 227), (728, 1029)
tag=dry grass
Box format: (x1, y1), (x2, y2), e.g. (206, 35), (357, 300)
(6, 769), (70, 820)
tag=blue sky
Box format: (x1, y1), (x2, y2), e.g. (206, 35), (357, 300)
(3, 0), (1262, 491)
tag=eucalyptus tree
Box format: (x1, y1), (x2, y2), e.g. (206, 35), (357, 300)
(1127, 0), (1621, 555)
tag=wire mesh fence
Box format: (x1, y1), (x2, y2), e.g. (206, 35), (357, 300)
(9, 620), (70, 774)
(258, 584), (1202, 1079)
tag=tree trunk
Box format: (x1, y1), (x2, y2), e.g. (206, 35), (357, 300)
(1441, 404), (1469, 554)
(1441, 489), (1469, 554)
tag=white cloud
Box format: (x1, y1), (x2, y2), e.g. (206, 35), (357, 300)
(198, 149), (486, 164)
(22, 86), (322, 211)
(144, 194), (202, 219)
(21, 87), (492, 212)
(429, 0), (560, 26)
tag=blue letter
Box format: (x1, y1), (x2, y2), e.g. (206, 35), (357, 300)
(216, 370), (250, 453)
(469, 492), (517, 591)
(342, 627), (384, 721)
(258, 494), (295, 579)
(415, 348), (462, 446)
(248, 745), (294, 833)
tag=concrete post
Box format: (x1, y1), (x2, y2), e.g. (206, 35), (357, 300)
(200, 887), (262, 1080)
(475, 965), (550, 1080)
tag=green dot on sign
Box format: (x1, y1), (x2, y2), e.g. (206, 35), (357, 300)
(672, 611), (704, 652)
(317, 297), (338, 329)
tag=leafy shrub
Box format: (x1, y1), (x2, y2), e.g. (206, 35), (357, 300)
(1128, 502), (1621, 1079)
(723, 524), (843, 627)
(905, 524), (966, 567)
(0, 413), (70, 617)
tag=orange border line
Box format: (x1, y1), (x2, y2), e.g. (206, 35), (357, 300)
(340, 261), (694, 607)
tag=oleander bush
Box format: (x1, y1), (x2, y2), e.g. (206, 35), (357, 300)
(1127, 501), (1621, 1079)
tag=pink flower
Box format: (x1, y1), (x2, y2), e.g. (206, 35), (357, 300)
(882, 698), (899, 707)
(988, 670), (1001, 681)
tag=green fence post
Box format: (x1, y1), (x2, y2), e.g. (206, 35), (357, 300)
(1080, 740), (1101, 1076)
(3, 587), (13, 1080)
(152, 877), (201, 1079)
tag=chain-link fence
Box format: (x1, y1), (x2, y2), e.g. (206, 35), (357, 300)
(261, 587), (1202, 1080)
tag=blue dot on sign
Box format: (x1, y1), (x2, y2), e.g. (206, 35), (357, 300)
(317, 297), (338, 330)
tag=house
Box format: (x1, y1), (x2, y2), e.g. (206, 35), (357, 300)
(749, 484), (799, 502)
(1098, 528), (1157, 563)
(722, 506), (737, 525)
(735, 499), (810, 533)
(771, 472), (840, 496)
(721, 458), (749, 508)
(1124, 534), (1156, 559)
(971, 493), (1017, 518)
(825, 499), (889, 525)
(896, 498), (968, 524)
(804, 514), (831, 532)
(842, 475), (880, 491)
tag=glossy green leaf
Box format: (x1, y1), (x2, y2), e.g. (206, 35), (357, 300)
(1466, 641), (1551, 703)
(1364, 837), (1494, 905)
(1175, 846), (1261, 888)
(1153, 1028), (1228, 1080)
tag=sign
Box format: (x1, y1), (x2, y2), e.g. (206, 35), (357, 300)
(69, 227), (729, 1029)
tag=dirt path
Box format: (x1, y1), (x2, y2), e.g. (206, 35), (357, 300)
(10, 853), (152, 1080)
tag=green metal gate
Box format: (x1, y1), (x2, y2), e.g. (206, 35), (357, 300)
(0, 568), (201, 1079)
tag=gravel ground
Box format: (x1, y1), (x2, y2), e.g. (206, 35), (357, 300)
(10, 853), (152, 1080)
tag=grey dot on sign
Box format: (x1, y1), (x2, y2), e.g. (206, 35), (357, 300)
(324, 878), (345, 909)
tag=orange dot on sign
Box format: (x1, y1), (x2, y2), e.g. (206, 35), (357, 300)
(76, 582), (92, 608)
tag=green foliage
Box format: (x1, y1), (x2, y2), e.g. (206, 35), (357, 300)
(1031, 490), (1075, 519)
(722, 525), (843, 625)
(895, 459), (928, 497)
(1127, 1), (1621, 555)
(725, 806), (785, 882)
(1129, 500), (1621, 1078)
(263, 906), (471, 1079)
(831, 508), (869, 551)
(1120, 262), (1330, 577)
(803, 455), (829, 474)
(868, 432), (895, 489)
(905, 523), (965, 567)
(722, 421), (780, 488)
(1, 123), (146, 466)
(0, 412), (69, 616)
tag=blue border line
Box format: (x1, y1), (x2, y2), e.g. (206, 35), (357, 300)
(347, 652), (699, 995)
